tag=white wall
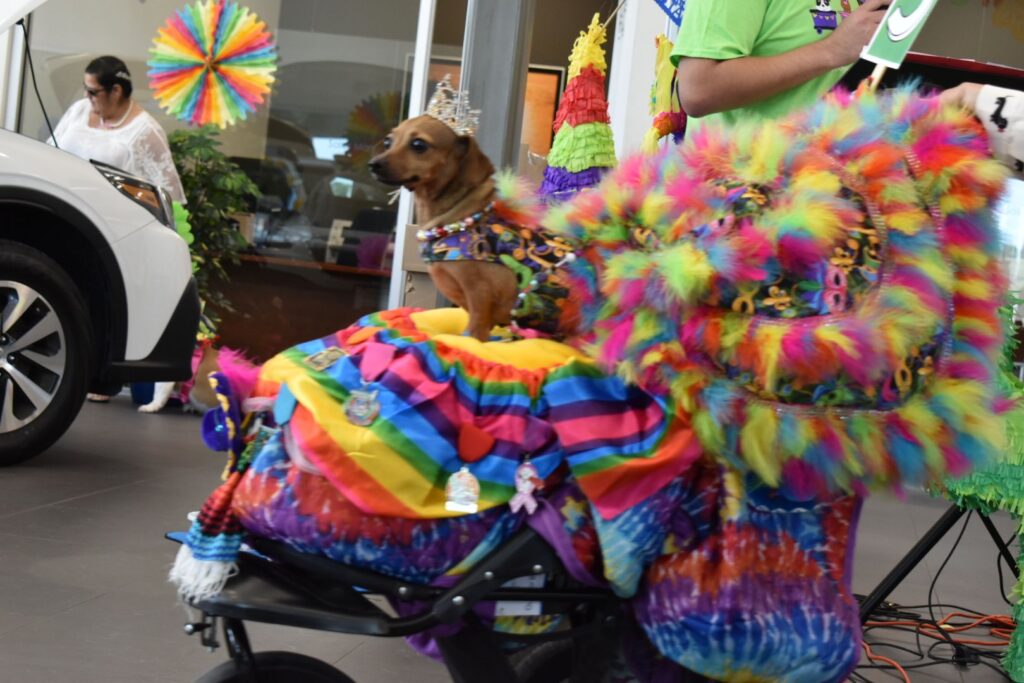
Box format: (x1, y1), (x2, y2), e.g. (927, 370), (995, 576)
(915, 1), (1024, 69)
(606, 0), (675, 159)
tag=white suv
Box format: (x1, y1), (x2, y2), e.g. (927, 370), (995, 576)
(0, 129), (198, 463)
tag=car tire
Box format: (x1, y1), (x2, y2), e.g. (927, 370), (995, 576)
(0, 240), (92, 465)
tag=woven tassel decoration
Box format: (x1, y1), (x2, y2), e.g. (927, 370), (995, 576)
(169, 372), (253, 602)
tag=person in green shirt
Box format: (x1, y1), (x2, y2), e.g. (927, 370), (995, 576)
(673, 0), (889, 131)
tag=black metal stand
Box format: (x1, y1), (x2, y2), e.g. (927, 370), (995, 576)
(859, 504), (1019, 622)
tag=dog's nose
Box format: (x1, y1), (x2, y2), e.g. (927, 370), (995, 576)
(368, 159), (384, 174)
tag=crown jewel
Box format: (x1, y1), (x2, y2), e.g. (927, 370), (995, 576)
(425, 74), (480, 137)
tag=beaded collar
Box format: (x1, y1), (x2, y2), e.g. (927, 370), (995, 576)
(415, 202), (496, 243)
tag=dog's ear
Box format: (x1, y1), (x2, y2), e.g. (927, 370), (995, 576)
(455, 135), (495, 187)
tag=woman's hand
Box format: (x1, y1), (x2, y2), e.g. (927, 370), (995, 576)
(939, 82), (983, 111)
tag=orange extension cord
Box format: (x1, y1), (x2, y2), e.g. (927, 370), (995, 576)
(861, 611), (1015, 681)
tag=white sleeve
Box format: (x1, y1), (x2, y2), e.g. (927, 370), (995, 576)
(975, 85), (1024, 171)
(48, 98), (85, 147)
(131, 121), (187, 204)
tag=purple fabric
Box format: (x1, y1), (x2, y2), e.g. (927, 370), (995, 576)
(527, 495), (604, 588)
(540, 166), (606, 199)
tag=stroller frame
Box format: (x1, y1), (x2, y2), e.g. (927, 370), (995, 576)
(169, 526), (633, 683)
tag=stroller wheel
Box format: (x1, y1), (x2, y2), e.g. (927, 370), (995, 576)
(512, 640), (573, 683)
(196, 651), (356, 683)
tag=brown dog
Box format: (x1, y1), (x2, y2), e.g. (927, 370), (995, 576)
(368, 115), (520, 341)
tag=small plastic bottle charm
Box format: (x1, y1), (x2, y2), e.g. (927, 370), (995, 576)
(345, 388), (380, 427)
(509, 461), (542, 515)
(445, 466), (480, 514)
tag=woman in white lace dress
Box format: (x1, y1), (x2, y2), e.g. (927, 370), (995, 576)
(50, 55), (185, 203)
(50, 55), (186, 401)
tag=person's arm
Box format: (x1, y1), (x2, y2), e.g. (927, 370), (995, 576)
(678, 0), (889, 118)
(132, 123), (187, 204)
(941, 83), (1024, 169)
(47, 98), (83, 147)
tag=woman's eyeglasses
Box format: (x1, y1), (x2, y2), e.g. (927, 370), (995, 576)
(83, 85), (107, 98)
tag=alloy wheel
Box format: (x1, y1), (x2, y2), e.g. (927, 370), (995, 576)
(0, 280), (67, 433)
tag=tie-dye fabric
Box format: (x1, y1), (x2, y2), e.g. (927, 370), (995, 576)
(583, 459), (861, 682)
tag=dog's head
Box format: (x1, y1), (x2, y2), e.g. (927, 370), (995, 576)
(368, 115), (494, 200)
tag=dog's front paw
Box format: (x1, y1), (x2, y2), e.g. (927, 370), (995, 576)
(137, 402), (164, 414)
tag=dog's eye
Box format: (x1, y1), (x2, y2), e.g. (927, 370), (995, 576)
(410, 138), (429, 153)
(381, 137), (392, 150)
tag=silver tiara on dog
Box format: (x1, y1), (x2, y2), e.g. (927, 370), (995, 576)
(425, 74), (480, 137)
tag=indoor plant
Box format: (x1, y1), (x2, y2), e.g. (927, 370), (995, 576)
(169, 125), (260, 318)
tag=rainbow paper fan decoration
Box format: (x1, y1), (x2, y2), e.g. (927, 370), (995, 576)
(347, 91), (403, 168)
(147, 0), (278, 128)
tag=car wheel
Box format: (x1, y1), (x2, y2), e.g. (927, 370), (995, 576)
(0, 240), (92, 465)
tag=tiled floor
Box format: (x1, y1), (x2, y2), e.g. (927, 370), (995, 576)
(0, 396), (1018, 682)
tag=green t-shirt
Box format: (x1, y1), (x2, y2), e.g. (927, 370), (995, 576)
(671, 0), (852, 130)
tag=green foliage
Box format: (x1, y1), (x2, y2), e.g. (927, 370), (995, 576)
(169, 126), (259, 316)
(1000, 293), (1024, 395)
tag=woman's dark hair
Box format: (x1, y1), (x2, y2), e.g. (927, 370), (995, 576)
(85, 55), (133, 98)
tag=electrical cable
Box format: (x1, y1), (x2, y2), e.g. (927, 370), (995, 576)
(889, 601), (996, 617)
(998, 529), (1019, 607)
(861, 640), (910, 682)
(927, 511), (972, 629)
(17, 18), (57, 148)
(855, 509), (1020, 680)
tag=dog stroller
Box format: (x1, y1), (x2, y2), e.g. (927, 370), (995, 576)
(171, 88), (1012, 683)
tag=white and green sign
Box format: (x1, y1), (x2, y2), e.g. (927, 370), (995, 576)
(861, 0), (939, 69)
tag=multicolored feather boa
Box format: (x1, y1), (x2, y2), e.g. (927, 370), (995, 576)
(547, 85), (1012, 501)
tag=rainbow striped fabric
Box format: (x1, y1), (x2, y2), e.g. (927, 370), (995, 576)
(248, 307), (685, 519)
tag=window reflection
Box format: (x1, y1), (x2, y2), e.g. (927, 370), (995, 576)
(18, 0), (441, 358)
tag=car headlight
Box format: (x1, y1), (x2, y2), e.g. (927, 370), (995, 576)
(92, 161), (174, 228)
